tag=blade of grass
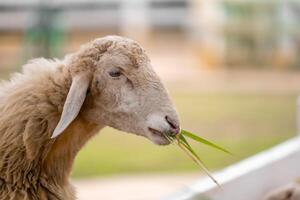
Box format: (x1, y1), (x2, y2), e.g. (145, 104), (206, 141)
(181, 129), (232, 155)
(163, 133), (221, 187)
(164, 134), (174, 143)
(176, 138), (221, 187)
(178, 139), (210, 177)
(179, 135), (201, 160)
(179, 134), (192, 148)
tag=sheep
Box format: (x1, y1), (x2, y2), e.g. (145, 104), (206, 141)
(0, 35), (180, 200)
(263, 180), (300, 200)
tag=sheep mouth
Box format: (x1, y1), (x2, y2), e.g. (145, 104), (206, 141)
(148, 127), (165, 138)
(148, 127), (171, 145)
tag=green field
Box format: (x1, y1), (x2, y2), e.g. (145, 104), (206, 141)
(72, 92), (297, 178)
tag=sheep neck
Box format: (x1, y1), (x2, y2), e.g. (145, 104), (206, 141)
(43, 117), (104, 185)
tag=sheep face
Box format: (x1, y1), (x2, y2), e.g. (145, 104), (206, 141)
(53, 36), (180, 145)
(86, 37), (180, 145)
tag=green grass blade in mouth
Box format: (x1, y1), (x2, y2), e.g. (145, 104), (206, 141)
(178, 134), (192, 148)
(176, 136), (221, 187)
(180, 129), (232, 155)
(164, 134), (174, 143)
(178, 134), (200, 160)
(164, 131), (221, 188)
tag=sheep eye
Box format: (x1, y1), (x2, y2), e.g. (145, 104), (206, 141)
(109, 70), (122, 78)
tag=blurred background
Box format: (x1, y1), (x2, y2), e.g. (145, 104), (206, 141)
(1, 0), (300, 199)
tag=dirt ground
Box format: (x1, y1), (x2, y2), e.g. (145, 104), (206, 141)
(73, 173), (201, 200)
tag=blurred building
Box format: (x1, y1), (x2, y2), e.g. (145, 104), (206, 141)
(0, 0), (300, 70)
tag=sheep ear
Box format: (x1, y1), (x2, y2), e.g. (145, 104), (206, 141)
(51, 74), (90, 139)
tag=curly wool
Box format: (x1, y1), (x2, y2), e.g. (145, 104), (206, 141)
(0, 57), (74, 199)
(0, 38), (115, 199)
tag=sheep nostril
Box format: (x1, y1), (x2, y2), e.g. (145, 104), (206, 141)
(165, 116), (179, 136)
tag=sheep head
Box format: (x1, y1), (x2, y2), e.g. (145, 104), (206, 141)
(264, 182), (300, 200)
(52, 36), (180, 145)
